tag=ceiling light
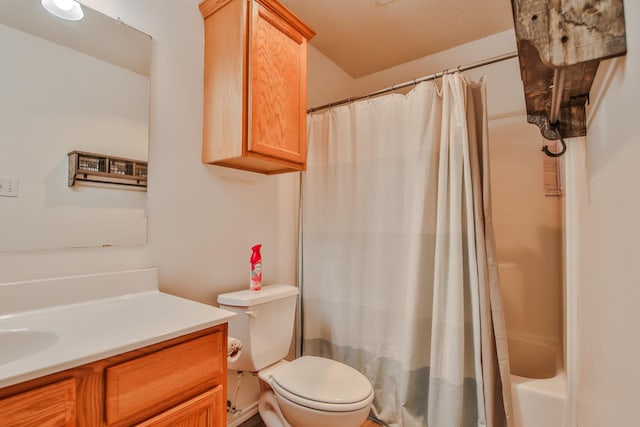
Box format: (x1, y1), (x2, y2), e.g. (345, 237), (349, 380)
(41, 0), (84, 21)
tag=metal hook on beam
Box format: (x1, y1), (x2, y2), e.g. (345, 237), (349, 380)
(542, 120), (567, 157)
(542, 136), (567, 157)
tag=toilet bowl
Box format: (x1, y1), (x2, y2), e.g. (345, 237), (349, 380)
(257, 356), (374, 427)
(217, 284), (374, 427)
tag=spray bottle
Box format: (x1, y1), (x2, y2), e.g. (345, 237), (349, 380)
(250, 244), (262, 291)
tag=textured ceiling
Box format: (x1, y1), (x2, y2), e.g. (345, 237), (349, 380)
(279, 0), (514, 78)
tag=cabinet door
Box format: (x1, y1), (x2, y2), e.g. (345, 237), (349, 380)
(105, 332), (224, 425)
(135, 386), (225, 427)
(249, 0), (307, 164)
(0, 378), (76, 427)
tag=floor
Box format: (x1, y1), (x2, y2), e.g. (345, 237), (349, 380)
(238, 414), (265, 427)
(239, 413), (381, 427)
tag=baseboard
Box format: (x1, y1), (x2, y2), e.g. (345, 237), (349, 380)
(227, 401), (259, 427)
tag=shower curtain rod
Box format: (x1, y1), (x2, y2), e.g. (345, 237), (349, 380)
(307, 51), (519, 114)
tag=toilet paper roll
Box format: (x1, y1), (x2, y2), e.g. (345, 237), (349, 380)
(227, 336), (242, 364)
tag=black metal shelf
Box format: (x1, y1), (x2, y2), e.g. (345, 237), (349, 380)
(68, 151), (147, 189)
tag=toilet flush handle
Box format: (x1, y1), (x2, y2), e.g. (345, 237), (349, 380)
(245, 310), (259, 318)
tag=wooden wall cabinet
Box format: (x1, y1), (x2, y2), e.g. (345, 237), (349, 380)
(0, 325), (227, 427)
(200, 0), (315, 174)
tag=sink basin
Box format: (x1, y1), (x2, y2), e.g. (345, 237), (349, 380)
(0, 329), (59, 366)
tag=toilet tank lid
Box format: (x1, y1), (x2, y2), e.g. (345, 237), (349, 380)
(217, 284), (299, 307)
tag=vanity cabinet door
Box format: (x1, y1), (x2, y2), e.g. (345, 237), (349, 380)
(135, 386), (225, 427)
(105, 332), (224, 425)
(0, 378), (76, 427)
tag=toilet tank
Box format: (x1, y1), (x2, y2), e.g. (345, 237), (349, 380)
(217, 284), (299, 372)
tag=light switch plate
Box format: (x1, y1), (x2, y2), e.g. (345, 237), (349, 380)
(0, 177), (19, 197)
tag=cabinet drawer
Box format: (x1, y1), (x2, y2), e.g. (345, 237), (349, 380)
(105, 331), (224, 425)
(135, 385), (224, 427)
(0, 378), (76, 427)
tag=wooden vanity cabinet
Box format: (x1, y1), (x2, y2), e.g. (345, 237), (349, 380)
(200, 0), (315, 174)
(0, 325), (227, 427)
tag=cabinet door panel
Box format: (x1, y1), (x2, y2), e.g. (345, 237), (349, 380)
(135, 386), (224, 427)
(105, 332), (224, 425)
(202, 0), (247, 163)
(0, 378), (76, 427)
(250, 1), (307, 164)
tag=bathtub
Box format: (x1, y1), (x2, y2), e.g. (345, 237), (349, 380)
(509, 337), (567, 427)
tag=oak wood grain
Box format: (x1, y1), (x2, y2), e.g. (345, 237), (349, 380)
(136, 386), (224, 427)
(249, 1), (306, 164)
(255, 0), (314, 40)
(105, 331), (224, 425)
(0, 378), (76, 427)
(201, 0), (246, 163)
(200, 0), (313, 174)
(0, 325), (228, 427)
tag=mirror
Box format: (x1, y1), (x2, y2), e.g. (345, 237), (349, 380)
(0, 0), (151, 251)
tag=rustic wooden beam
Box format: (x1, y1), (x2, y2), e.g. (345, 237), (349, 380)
(511, 0), (626, 140)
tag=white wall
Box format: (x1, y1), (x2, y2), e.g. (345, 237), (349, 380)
(0, 0), (299, 305)
(307, 30), (525, 119)
(0, 3), (300, 423)
(565, 1), (640, 425)
(307, 45), (354, 108)
(351, 30), (524, 119)
(0, 1), (568, 421)
(0, 3), (558, 341)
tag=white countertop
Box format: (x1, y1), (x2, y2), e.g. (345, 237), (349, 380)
(0, 269), (235, 388)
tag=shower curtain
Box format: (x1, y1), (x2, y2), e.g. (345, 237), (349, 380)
(301, 74), (512, 427)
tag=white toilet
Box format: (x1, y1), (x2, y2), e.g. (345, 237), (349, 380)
(218, 284), (374, 427)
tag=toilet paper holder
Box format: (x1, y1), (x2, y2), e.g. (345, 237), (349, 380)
(228, 337), (242, 363)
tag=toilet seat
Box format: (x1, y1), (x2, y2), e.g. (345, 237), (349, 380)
(272, 380), (373, 412)
(270, 356), (374, 412)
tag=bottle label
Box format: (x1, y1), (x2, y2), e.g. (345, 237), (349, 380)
(250, 261), (262, 291)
